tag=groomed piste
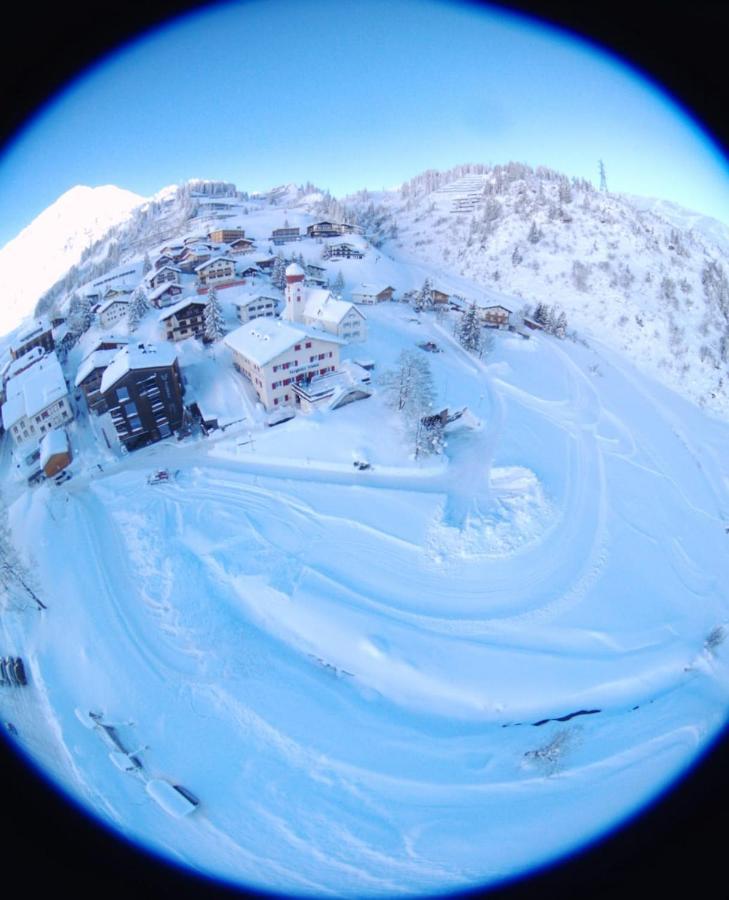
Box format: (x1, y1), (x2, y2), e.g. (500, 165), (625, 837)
(3, 303), (729, 897)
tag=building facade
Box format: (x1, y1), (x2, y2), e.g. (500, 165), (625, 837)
(2, 352), (73, 446)
(99, 343), (184, 451)
(10, 319), (55, 360)
(284, 264), (366, 342)
(159, 299), (207, 342)
(224, 318), (341, 411)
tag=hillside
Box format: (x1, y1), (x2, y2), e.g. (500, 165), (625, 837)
(340, 163), (729, 418)
(0, 185), (145, 334)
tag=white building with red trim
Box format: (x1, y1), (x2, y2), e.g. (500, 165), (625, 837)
(283, 263), (366, 342)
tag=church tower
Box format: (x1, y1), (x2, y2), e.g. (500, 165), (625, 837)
(284, 262), (306, 323)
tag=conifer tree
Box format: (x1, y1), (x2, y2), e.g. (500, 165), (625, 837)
(127, 286), (150, 332)
(458, 303), (483, 355)
(203, 286), (226, 342)
(332, 270), (345, 297)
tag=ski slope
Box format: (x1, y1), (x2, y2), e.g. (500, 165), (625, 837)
(2, 304), (729, 897)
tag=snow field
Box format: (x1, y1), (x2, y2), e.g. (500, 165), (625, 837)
(2, 303), (729, 895)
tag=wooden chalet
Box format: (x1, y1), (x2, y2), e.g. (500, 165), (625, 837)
(148, 282), (184, 309)
(432, 289), (450, 306)
(351, 284), (395, 304)
(195, 256), (237, 288)
(159, 299), (207, 342)
(481, 305), (511, 328)
(148, 265), (181, 290)
(256, 257), (277, 271)
(178, 246), (212, 274)
(228, 237), (255, 254)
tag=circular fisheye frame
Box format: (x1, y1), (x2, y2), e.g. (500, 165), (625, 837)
(0, 1), (728, 899)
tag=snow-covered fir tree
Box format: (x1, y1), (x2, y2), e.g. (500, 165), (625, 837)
(458, 303), (483, 355)
(67, 293), (92, 335)
(332, 270), (345, 297)
(127, 286), (150, 332)
(203, 286), (226, 342)
(415, 277), (435, 311)
(271, 254), (286, 291)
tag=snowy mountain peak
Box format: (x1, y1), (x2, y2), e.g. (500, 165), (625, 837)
(0, 184), (145, 336)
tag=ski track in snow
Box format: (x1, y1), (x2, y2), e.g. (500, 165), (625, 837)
(2, 303), (729, 896)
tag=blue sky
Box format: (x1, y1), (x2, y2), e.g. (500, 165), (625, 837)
(1, 0), (728, 246)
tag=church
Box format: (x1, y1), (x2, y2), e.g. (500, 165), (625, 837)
(283, 263), (367, 342)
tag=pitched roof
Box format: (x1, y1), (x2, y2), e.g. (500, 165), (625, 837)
(74, 349), (119, 387)
(40, 428), (69, 467)
(98, 295), (130, 315)
(158, 297), (207, 322)
(100, 343), (178, 393)
(351, 283), (395, 297)
(2, 352), (68, 429)
(224, 318), (340, 368)
(194, 255), (236, 273)
(303, 289), (364, 325)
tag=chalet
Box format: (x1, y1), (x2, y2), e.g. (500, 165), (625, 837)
(98, 296), (131, 330)
(99, 343), (184, 451)
(195, 256), (237, 288)
(10, 319), (54, 361)
(208, 228), (245, 244)
(271, 227), (300, 245)
(523, 317), (544, 331)
(154, 254), (175, 270)
(284, 264), (366, 342)
(322, 242), (364, 260)
(102, 286), (132, 301)
(159, 299), (207, 342)
(305, 264), (328, 286)
(432, 289), (450, 306)
(75, 349), (119, 414)
(239, 264), (264, 281)
(184, 234), (210, 246)
(224, 318), (342, 412)
(351, 284), (395, 304)
(480, 305), (512, 328)
(255, 257), (277, 272)
(2, 352), (73, 446)
(147, 265), (181, 290)
(148, 282), (184, 309)
(228, 237), (255, 254)
(306, 221), (357, 239)
(232, 291), (278, 324)
(178, 246), (212, 274)
(40, 428), (71, 478)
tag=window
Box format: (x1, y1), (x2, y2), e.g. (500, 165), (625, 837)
(294, 344), (301, 351)
(305, 342), (311, 348)
(117, 387), (130, 402)
(124, 402), (138, 416)
(129, 416), (142, 431)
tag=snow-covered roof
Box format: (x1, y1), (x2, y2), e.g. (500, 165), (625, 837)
(80, 334), (128, 359)
(147, 281), (183, 302)
(15, 317), (51, 345)
(2, 352), (68, 429)
(158, 297), (207, 322)
(194, 255), (236, 273)
(5, 346), (45, 381)
(40, 428), (69, 467)
(232, 291), (277, 309)
(100, 343), (178, 393)
(224, 318), (339, 368)
(74, 349), (119, 387)
(285, 262), (305, 278)
(98, 295), (130, 315)
(303, 290), (364, 326)
(351, 283), (395, 297)
(147, 264), (181, 282)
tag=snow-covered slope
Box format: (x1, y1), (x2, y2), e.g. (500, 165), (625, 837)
(0, 185), (145, 334)
(341, 163), (729, 418)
